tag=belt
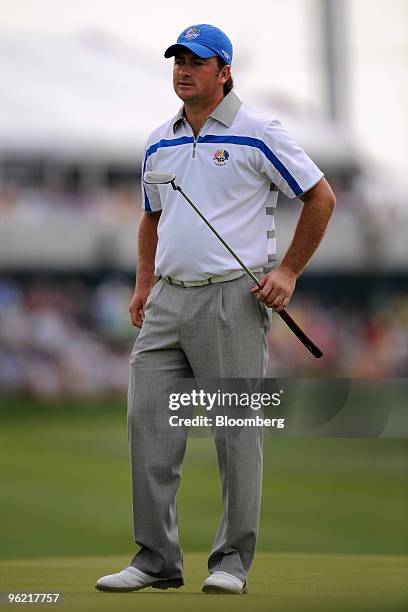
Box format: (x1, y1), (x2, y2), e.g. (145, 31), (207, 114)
(162, 268), (263, 288)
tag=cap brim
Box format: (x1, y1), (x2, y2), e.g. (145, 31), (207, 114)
(164, 42), (217, 59)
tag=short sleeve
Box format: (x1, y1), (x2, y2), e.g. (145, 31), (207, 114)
(141, 146), (162, 212)
(259, 118), (324, 199)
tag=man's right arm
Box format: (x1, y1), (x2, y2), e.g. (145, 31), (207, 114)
(128, 210), (161, 327)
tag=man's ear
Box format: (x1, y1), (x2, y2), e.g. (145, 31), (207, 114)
(219, 64), (231, 84)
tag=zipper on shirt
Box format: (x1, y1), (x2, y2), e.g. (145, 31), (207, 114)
(192, 126), (204, 158)
(192, 135), (198, 158)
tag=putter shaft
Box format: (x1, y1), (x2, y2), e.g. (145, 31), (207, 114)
(171, 180), (323, 358)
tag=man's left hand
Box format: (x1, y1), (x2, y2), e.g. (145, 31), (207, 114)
(251, 265), (297, 311)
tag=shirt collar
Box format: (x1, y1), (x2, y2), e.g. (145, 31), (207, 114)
(172, 90), (242, 134)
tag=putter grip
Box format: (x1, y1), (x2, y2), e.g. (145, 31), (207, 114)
(278, 310), (323, 358)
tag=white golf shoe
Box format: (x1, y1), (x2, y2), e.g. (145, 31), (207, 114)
(202, 571), (248, 594)
(95, 565), (184, 592)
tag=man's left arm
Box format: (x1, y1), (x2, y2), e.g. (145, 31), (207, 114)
(252, 177), (336, 311)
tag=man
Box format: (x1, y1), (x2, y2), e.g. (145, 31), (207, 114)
(96, 24), (335, 595)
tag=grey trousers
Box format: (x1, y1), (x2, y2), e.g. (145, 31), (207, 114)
(127, 274), (271, 582)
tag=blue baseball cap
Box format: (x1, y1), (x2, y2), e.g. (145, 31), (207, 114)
(164, 24), (233, 65)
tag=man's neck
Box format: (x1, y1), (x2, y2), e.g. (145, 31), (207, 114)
(184, 93), (224, 137)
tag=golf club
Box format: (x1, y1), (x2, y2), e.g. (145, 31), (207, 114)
(144, 171), (323, 358)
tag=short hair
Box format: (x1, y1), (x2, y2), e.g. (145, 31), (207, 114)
(216, 56), (234, 95)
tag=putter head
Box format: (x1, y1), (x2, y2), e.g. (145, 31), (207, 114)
(143, 171), (176, 185)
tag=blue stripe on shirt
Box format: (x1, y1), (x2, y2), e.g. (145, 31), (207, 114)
(142, 150), (152, 211)
(198, 135), (303, 196)
(143, 137), (195, 210)
(143, 134), (302, 197)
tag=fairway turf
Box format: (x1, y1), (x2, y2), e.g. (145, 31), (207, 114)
(1, 402), (407, 560)
(1, 399), (407, 612)
(1, 553), (407, 612)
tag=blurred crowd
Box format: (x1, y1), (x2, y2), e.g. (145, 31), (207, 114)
(1, 178), (406, 273)
(266, 293), (408, 378)
(1, 172), (407, 397)
(0, 278), (132, 397)
(0, 184), (142, 225)
(0, 170), (406, 218)
(0, 278), (407, 398)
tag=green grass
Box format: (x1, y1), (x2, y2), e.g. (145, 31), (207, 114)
(0, 397), (407, 562)
(1, 553), (407, 612)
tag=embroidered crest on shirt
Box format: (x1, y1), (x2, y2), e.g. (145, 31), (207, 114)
(213, 148), (230, 166)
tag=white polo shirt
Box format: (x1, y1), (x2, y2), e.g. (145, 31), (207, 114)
(142, 90), (323, 281)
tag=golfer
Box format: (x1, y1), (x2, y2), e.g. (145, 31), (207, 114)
(96, 24), (335, 595)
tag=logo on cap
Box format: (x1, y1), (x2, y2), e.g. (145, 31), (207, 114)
(184, 27), (200, 40)
(221, 49), (230, 62)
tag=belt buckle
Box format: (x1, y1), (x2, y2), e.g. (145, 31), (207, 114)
(168, 276), (185, 287)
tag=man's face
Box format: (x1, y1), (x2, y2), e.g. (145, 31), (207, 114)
(173, 49), (229, 103)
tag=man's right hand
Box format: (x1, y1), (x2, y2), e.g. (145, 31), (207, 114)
(128, 286), (151, 328)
